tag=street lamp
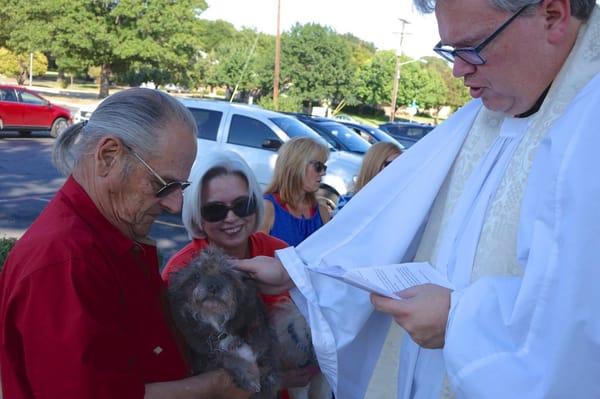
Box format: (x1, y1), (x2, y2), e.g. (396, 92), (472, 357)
(389, 57), (427, 122)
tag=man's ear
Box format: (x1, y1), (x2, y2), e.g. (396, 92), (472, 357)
(542, 0), (571, 44)
(95, 136), (125, 177)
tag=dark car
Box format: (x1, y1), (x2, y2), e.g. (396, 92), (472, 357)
(340, 121), (405, 149)
(378, 121), (434, 149)
(0, 85), (72, 137)
(288, 114), (371, 155)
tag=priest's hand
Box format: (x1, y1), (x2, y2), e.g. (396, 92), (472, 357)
(370, 284), (451, 349)
(232, 256), (295, 295)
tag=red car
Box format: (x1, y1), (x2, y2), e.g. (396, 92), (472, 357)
(0, 85), (72, 138)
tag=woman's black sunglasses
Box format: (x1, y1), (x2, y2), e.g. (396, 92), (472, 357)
(310, 160), (327, 173)
(201, 196), (257, 222)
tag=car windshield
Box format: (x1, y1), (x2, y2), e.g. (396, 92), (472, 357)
(366, 127), (400, 144)
(313, 122), (371, 154)
(270, 116), (334, 150)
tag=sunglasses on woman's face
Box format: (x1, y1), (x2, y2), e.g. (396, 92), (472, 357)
(310, 160), (327, 173)
(201, 196), (257, 222)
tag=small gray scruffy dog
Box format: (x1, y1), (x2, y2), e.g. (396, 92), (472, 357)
(168, 245), (279, 398)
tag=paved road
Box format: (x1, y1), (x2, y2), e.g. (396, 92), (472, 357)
(0, 133), (190, 269)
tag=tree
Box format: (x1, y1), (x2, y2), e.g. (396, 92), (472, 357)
(1, 0), (207, 98)
(0, 48), (48, 85)
(355, 50), (395, 106)
(281, 23), (357, 108)
(396, 62), (448, 110)
(423, 56), (470, 110)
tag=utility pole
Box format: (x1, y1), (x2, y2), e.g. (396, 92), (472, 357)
(389, 18), (410, 122)
(273, 0), (281, 110)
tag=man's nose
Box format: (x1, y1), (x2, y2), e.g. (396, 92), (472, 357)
(158, 189), (184, 214)
(452, 57), (477, 78)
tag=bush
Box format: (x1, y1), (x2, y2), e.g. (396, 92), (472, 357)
(257, 95), (303, 113)
(0, 237), (17, 272)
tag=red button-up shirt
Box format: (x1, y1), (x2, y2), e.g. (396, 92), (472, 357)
(0, 177), (188, 398)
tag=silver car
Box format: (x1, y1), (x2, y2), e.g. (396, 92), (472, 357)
(179, 98), (361, 202)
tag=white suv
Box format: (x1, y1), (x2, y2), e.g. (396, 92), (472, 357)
(180, 98), (361, 200)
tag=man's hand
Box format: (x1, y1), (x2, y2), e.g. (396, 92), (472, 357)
(232, 256), (294, 295)
(144, 368), (251, 399)
(370, 284), (451, 349)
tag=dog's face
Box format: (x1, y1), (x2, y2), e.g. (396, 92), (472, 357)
(170, 246), (251, 332)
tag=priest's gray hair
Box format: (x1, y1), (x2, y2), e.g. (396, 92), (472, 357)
(52, 88), (197, 176)
(182, 150), (264, 240)
(413, 0), (595, 20)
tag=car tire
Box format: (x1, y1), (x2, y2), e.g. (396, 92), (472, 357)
(50, 117), (68, 138)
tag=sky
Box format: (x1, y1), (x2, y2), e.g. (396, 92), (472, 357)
(201, 0), (441, 60)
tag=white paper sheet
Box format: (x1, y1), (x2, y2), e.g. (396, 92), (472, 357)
(310, 262), (454, 299)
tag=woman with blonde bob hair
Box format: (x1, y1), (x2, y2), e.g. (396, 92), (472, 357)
(334, 141), (403, 215)
(261, 137), (331, 246)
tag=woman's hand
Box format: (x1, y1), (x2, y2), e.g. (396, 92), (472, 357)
(232, 256), (295, 295)
(370, 284), (451, 349)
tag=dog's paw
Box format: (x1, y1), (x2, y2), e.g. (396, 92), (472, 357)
(222, 352), (261, 392)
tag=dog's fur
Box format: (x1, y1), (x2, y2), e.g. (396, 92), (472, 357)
(268, 300), (331, 399)
(168, 245), (278, 398)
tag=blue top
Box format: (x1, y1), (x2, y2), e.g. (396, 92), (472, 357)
(264, 193), (324, 247)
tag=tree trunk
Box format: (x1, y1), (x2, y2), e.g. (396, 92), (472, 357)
(57, 70), (65, 85)
(98, 64), (111, 98)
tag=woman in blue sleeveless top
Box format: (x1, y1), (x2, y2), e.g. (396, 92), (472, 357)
(261, 137), (331, 246)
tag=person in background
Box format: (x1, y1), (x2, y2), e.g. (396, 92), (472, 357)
(261, 137), (331, 246)
(235, 0), (600, 397)
(161, 150), (319, 396)
(334, 142), (403, 215)
(0, 88), (250, 399)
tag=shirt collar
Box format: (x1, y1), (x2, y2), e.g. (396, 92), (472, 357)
(60, 176), (140, 255)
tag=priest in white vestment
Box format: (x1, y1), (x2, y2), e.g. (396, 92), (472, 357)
(236, 0), (600, 397)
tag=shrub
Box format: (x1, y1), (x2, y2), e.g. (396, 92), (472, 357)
(0, 237), (17, 272)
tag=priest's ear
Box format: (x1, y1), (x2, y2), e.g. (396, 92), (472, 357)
(541, 0), (572, 44)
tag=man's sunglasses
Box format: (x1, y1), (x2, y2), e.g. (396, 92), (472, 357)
(201, 196), (257, 222)
(433, 3), (535, 65)
(310, 160), (327, 173)
(126, 146), (191, 198)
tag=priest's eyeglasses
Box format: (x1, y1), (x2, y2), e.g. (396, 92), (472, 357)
(126, 146), (190, 198)
(433, 3), (535, 65)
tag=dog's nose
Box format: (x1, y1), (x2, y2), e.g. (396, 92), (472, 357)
(207, 280), (221, 295)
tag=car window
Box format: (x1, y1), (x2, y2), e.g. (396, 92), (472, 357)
(187, 108), (221, 141)
(320, 122), (371, 153)
(228, 114), (278, 148)
(406, 127), (431, 139)
(0, 88), (17, 102)
(19, 91), (46, 105)
(270, 116), (322, 141)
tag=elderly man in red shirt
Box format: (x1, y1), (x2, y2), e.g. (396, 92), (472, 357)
(0, 88), (250, 399)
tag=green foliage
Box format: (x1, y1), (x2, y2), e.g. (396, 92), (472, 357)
(0, 237), (17, 272)
(396, 62), (448, 110)
(0, 48), (47, 85)
(281, 23), (357, 107)
(1, 0), (207, 97)
(355, 50), (395, 106)
(257, 95), (303, 113)
(423, 56), (470, 110)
